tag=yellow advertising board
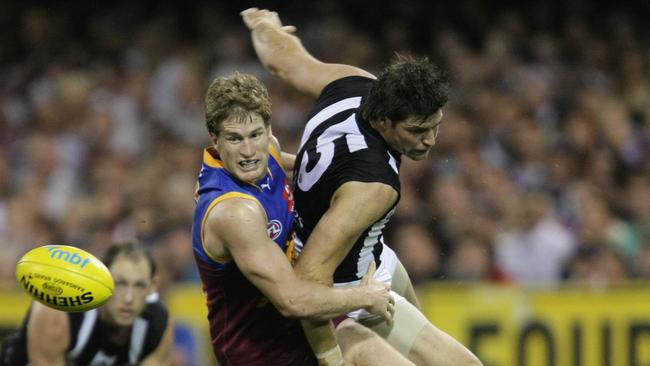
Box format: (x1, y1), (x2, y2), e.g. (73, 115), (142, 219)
(2, 282), (649, 365)
(418, 282), (650, 366)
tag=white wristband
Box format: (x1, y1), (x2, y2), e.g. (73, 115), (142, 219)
(315, 345), (343, 366)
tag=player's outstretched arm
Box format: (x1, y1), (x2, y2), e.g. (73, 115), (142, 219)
(26, 303), (70, 366)
(241, 8), (375, 98)
(202, 198), (394, 322)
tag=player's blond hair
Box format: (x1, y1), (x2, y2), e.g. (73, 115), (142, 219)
(205, 72), (272, 136)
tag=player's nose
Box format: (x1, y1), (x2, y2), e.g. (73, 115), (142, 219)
(422, 129), (436, 147)
(240, 138), (256, 157)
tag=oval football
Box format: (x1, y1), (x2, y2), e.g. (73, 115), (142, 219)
(16, 245), (114, 312)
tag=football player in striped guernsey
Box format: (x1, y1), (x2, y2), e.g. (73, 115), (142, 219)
(242, 8), (482, 366)
(1, 242), (173, 366)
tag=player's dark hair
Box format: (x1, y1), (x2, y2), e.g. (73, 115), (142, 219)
(205, 72), (272, 136)
(362, 54), (450, 124)
(102, 242), (157, 279)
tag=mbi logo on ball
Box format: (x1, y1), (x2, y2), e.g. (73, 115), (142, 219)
(16, 244), (115, 312)
(47, 246), (92, 269)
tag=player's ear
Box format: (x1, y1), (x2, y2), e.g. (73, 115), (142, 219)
(209, 132), (219, 145)
(374, 117), (391, 132)
(209, 133), (221, 152)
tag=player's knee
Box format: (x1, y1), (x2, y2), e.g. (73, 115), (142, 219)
(335, 319), (374, 348)
(335, 319), (377, 361)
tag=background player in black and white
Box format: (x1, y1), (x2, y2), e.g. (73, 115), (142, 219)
(242, 8), (482, 366)
(0, 242), (173, 366)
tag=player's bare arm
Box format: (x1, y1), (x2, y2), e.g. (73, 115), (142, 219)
(140, 318), (174, 366)
(241, 7), (375, 98)
(296, 181), (399, 282)
(280, 151), (296, 173)
(203, 197), (394, 321)
(294, 182), (398, 364)
(26, 303), (70, 366)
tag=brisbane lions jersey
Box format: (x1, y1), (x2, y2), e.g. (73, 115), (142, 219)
(294, 76), (401, 283)
(192, 146), (317, 366)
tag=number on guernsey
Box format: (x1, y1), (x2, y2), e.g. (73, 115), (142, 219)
(297, 115), (367, 191)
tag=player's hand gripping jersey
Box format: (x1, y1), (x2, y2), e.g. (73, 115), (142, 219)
(293, 77), (401, 283)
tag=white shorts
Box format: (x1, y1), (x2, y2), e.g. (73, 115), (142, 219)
(333, 245), (406, 321)
(334, 245), (429, 356)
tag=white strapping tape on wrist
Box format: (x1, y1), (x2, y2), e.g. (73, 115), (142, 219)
(315, 344), (343, 362)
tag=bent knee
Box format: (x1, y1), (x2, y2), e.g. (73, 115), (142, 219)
(335, 319), (375, 346)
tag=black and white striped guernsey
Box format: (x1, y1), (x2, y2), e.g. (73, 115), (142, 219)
(65, 297), (168, 365)
(1, 296), (168, 366)
(293, 76), (401, 283)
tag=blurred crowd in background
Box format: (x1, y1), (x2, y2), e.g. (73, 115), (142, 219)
(1, 0), (649, 292)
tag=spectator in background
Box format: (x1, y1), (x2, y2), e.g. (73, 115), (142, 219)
(569, 182), (639, 264)
(494, 191), (576, 285)
(0, 1), (647, 290)
(446, 235), (508, 282)
(389, 222), (441, 284)
(625, 175), (650, 258)
(636, 238), (650, 278)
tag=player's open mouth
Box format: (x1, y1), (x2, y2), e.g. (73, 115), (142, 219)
(239, 159), (259, 170)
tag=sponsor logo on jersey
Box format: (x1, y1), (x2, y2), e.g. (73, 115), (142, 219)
(283, 178), (295, 211)
(260, 177), (271, 190)
(266, 220), (282, 240)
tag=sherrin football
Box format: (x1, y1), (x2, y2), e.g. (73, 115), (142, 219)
(16, 245), (114, 312)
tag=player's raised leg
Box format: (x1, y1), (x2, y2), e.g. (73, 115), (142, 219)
(362, 300), (482, 366)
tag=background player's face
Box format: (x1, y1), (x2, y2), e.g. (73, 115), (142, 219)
(215, 113), (270, 184)
(381, 109), (443, 160)
(102, 256), (153, 327)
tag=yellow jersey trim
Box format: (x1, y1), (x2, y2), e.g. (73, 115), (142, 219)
(268, 143), (284, 171)
(203, 148), (224, 169)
